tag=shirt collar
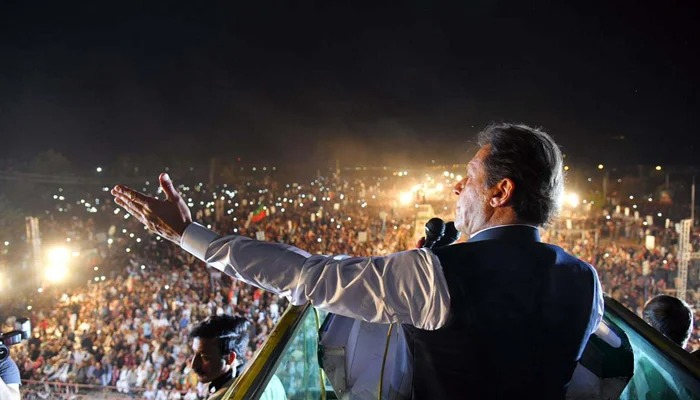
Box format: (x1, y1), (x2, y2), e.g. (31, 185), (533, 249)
(209, 368), (233, 394)
(468, 224), (541, 243)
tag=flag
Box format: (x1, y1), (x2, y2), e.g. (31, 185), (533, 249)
(251, 205), (267, 223)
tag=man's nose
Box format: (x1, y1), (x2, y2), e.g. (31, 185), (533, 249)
(454, 179), (465, 196)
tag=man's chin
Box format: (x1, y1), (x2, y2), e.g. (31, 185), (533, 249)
(454, 221), (468, 236)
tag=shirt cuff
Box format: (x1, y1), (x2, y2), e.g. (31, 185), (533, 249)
(181, 222), (220, 261)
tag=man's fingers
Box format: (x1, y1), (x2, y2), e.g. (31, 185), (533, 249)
(114, 197), (162, 234)
(112, 185), (151, 208)
(159, 173), (180, 202)
(114, 197), (148, 223)
(114, 197), (154, 231)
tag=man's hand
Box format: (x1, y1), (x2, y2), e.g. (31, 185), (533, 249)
(111, 173), (192, 244)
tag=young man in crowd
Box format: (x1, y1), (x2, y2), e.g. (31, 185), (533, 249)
(621, 295), (694, 399)
(643, 294), (693, 348)
(189, 315), (285, 400)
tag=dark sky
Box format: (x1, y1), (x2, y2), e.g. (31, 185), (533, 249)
(1, 0), (699, 169)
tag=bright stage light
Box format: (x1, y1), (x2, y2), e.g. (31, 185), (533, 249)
(399, 192), (413, 205)
(45, 246), (71, 284)
(45, 264), (68, 283)
(563, 192), (580, 208)
(48, 247), (70, 264)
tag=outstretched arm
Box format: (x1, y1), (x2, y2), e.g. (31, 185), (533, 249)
(182, 223), (449, 329)
(112, 173), (451, 330)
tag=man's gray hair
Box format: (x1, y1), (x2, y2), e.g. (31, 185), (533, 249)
(478, 123), (564, 226)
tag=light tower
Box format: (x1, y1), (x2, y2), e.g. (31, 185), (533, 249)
(676, 219), (700, 302)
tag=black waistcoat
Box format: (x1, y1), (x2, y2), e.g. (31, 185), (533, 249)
(401, 226), (596, 399)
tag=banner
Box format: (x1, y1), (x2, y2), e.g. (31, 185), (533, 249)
(358, 231), (367, 243)
(645, 235), (655, 251)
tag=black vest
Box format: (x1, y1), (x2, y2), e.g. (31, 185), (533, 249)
(401, 226), (596, 399)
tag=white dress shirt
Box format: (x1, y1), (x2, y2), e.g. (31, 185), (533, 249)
(181, 222), (451, 330)
(181, 222), (603, 334)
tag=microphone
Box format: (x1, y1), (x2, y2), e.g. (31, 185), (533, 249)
(423, 218), (446, 249)
(434, 221), (461, 248)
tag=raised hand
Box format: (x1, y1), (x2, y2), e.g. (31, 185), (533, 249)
(111, 173), (192, 244)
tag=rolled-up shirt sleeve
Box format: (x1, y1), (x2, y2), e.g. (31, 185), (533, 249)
(181, 222), (450, 330)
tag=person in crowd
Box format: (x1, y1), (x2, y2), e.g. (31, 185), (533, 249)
(112, 123), (604, 399)
(188, 315), (285, 400)
(0, 356), (21, 400)
(621, 295), (694, 399)
(643, 294), (693, 348)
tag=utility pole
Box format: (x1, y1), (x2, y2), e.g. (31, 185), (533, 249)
(602, 170), (609, 203)
(26, 217), (42, 288)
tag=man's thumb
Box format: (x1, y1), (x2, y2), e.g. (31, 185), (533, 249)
(159, 173), (179, 201)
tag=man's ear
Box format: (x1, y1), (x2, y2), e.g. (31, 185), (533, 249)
(489, 178), (515, 208)
(227, 352), (237, 366)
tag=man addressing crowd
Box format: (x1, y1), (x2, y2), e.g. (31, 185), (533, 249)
(112, 123), (603, 399)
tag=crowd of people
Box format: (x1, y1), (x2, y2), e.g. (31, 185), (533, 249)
(2, 170), (417, 398)
(545, 212), (700, 350)
(1, 167), (698, 398)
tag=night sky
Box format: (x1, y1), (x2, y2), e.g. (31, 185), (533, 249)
(1, 0), (699, 169)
